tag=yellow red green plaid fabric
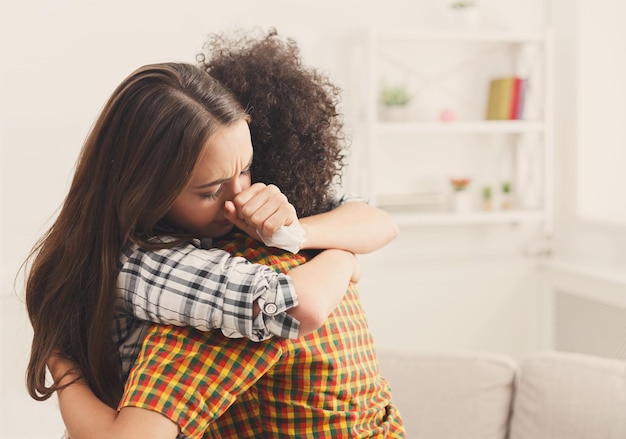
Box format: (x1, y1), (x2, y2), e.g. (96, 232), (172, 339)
(119, 233), (405, 438)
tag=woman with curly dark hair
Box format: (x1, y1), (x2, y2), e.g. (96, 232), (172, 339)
(200, 27), (346, 218)
(201, 28), (397, 253)
(48, 29), (404, 438)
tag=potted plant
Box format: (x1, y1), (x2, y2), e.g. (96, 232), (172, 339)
(482, 185), (492, 211)
(501, 181), (513, 210)
(379, 83), (411, 122)
(450, 1), (481, 27)
(450, 177), (472, 214)
(451, 1), (477, 8)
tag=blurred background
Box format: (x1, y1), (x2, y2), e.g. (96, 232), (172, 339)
(1, 0), (625, 436)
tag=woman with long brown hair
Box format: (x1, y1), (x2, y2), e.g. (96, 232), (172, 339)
(25, 60), (397, 416)
(43, 29), (404, 438)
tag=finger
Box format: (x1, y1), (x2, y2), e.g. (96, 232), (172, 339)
(243, 189), (297, 237)
(255, 201), (297, 238)
(234, 185), (290, 228)
(233, 184), (281, 221)
(224, 201), (255, 237)
(223, 201), (240, 224)
(231, 183), (268, 215)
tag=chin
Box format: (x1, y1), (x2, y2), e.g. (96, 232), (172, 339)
(206, 224), (236, 239)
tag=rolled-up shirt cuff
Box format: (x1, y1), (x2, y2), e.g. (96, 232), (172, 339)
(253, 274), (300, 340)
(220, 271), (300, 341)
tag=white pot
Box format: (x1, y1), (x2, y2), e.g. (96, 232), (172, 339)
(379, 106), (410, 122)
(452, 191), (472, 214)
(453, 8), (481, 28)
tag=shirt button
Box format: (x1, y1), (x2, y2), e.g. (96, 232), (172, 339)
(263, 302), (278, 315)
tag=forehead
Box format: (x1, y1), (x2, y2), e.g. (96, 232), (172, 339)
(190, 120), (253, 184)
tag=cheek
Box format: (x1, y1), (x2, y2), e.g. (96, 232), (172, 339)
(167, 196), (221, 230)
(195, 199), (222, 222)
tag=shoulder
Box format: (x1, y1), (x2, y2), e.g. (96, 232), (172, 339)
(214, 232), (310, 272)
(121, 238), (233, 266)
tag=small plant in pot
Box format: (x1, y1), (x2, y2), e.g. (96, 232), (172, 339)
(450, 177), (471, 192)
(482, 185), (493, 211)
(451, 1), (477, 8)
(379, 84), (411, 122)
(501, 181), (513, 210)
(450, 1), (481, 27)
(450, 177), (472, 214)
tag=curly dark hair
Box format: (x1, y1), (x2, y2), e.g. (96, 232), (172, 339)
(198, 28), (348, 217)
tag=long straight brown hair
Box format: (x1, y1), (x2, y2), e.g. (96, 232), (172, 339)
(25, 62), (248, 407)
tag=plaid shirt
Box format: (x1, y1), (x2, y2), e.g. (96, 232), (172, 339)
(119, 234), (405, 438)
(113, 237), (300, 378)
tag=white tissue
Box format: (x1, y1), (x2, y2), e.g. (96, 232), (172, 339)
(257, 224), (306, 253)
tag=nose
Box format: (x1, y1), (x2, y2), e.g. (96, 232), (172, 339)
(223, 177), (243, 201)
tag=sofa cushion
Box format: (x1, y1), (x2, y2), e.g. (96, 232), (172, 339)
(377, 350), (516, 439)
(509, 351), (626, 439)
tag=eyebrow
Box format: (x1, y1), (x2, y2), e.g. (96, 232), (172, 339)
(195, 177), (228, 190)
(194, 156), (253, 190)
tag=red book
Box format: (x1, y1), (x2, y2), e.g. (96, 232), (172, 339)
(515, 78), (528, 120)
(509, 77), (523, 119)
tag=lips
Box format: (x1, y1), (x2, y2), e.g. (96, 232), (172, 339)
(212, 219), (233, 227)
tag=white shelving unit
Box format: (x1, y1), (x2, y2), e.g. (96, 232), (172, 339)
(361, 29), (554, 233)
(391, 209), (545, 227)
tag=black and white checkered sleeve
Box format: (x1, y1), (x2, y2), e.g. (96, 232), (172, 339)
(117, 242), (300, 341)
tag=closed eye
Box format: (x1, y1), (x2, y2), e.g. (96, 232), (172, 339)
(202, 185), (223, 200)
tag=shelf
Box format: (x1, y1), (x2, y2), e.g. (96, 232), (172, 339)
(388, 210), (545, 227)
(361, 28), (554, 236)
(375, 120), (545, 135)
(374, 29), (548, 44)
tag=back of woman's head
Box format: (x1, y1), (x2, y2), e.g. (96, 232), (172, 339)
(199, 28), (347, 217)
(25, 62), (247, 407)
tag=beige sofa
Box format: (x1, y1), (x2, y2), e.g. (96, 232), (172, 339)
(377, 350), (626, 438)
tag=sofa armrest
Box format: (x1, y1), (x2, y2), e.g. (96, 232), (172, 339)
(509, 351), (626, 439)
(377, 350), (517, 439)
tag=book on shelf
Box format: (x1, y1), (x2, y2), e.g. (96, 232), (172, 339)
(485, 76), (528, 120)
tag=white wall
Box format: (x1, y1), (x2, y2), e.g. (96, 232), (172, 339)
(549, 0), (626, 269)
(575, 0), (626, 225)
(358, 225), (543, 358)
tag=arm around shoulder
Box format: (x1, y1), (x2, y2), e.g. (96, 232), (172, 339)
(299, 201), (399, 254)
